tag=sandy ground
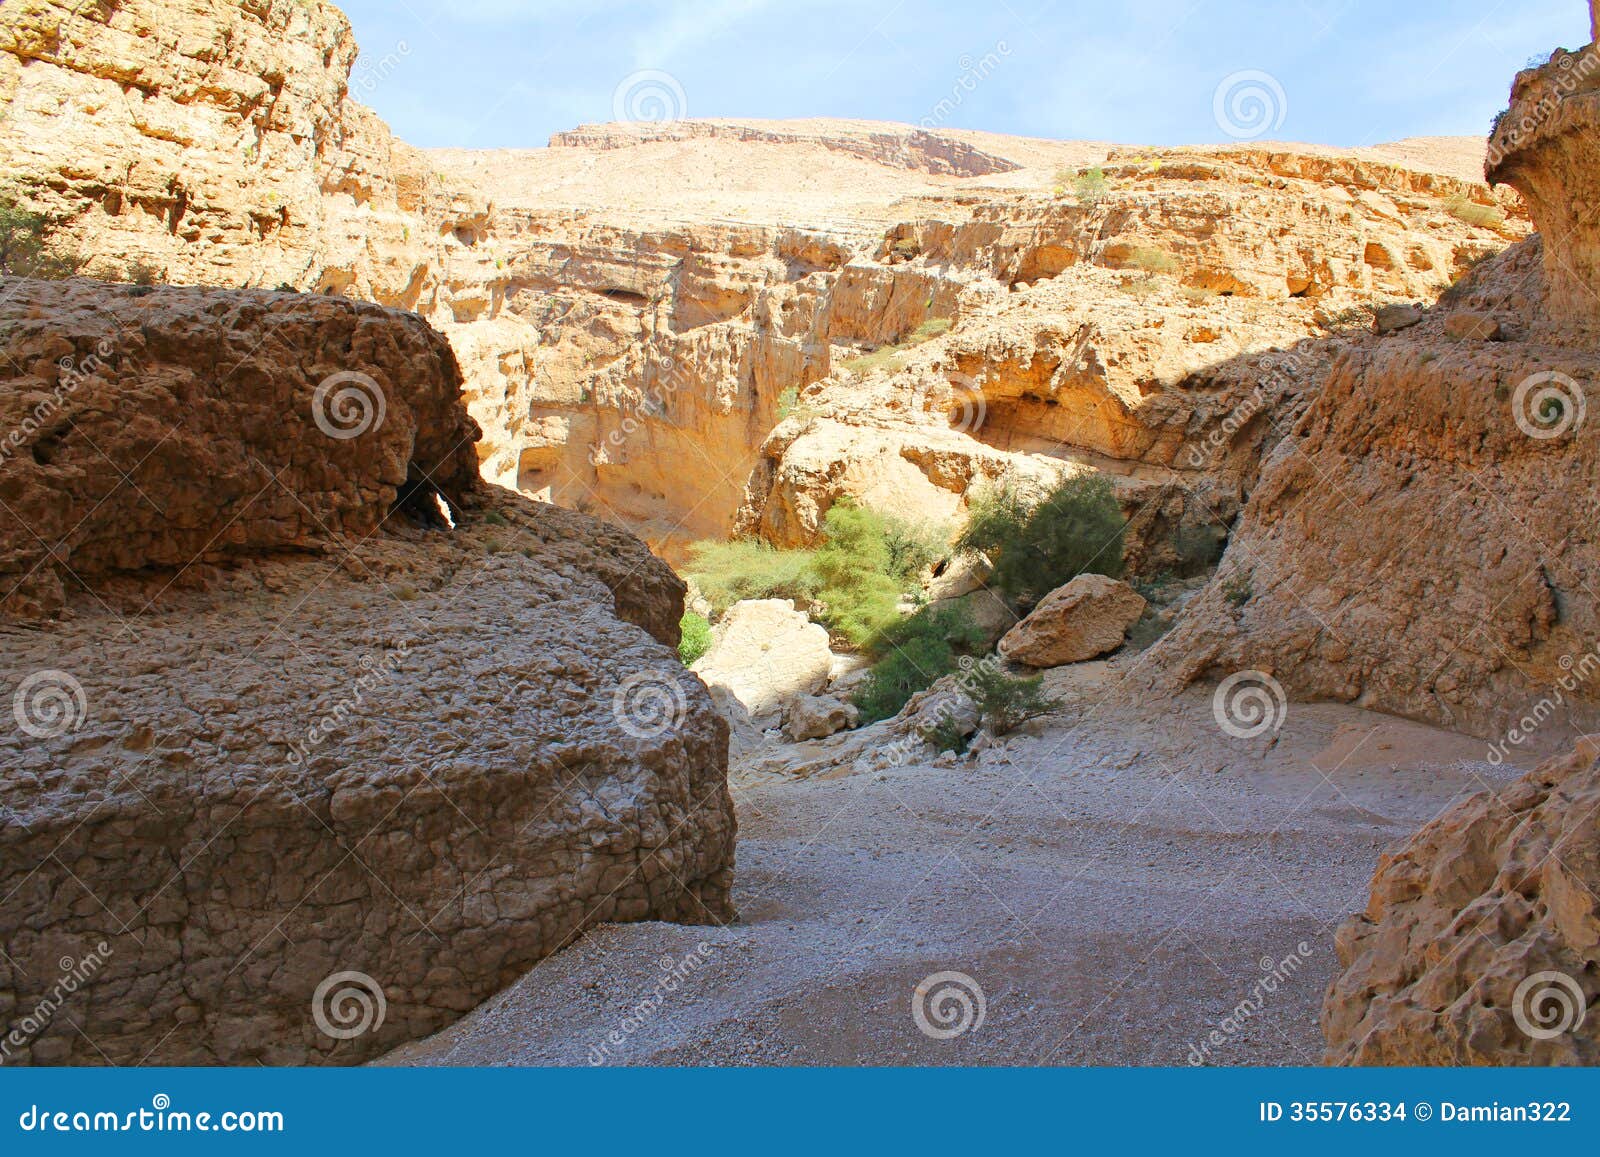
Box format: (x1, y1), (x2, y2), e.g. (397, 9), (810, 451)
(383, 663), (1536, 1067)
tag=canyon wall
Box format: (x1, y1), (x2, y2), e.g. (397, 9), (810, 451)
(0, 0), (1527, 566)
(1159, 38), (1600, 744)
(0, 278), (735, 1065)
(1317, 35), (1600, 1066)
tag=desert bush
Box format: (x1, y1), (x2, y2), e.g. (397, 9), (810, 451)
(0, 193), (81, 279)
(969, 664), (1059, 735)
(810, 499), (914, 649)
(958, 474), (1126, 606)
(686, 539), (817, 615)
(1126, 246), (1180, 275)
(851, 604), (984, 724)
(687, 500), (939, 649)
(1171, 523), (1225, 574)
(880, 515), (947, 583)
(925, 715), (973, 755)
(678, 611), (712, 665)
(1073, 167), (1109, 203)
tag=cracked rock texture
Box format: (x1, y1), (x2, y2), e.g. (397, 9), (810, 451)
(0, 279), (734, 1065)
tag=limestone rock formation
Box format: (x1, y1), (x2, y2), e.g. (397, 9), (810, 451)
(691, 599), (834, 727)
(1323, 741), (1600, 1065)
(0, 279), (734, 1065)
(0, 0), (1528, 568)
(0, 278), (478, 618)
(1488, 39), (1600, 332)
(1157, 41), (1600, 743)
(999, 575), (1147, 668)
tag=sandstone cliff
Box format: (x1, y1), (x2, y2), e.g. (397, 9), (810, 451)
(0, 0), (1527, 568)
(1313, 34), (1600, 1065)
(0, 279), (734, 1065)
(1157, 40), (1600, 744)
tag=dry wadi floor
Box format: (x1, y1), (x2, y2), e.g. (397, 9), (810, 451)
(384, 663), (1530, 1067)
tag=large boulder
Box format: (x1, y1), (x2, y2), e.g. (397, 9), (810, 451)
(0, 281), (733, 1066)
(692, 599), (833, 726)
(998, 575), (1146, 668)
(1323, 741), (1600, 1065)
(782, 694), (859, 742)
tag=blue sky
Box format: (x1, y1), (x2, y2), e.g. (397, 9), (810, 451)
(337, 0), (1589, 150)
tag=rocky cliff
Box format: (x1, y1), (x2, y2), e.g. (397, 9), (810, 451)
(1315, 35), (1600, 1064)
(1158, 38), (1600, 745)
(0, 0), (1527, 567)
(0, 279), (734, 1065)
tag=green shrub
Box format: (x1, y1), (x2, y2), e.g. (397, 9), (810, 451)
(958, 474), (1126, 606)
(1171, 523), (1224, 574)
(678, 611), (712, 666)
(686, 539), (817, 615)
(852, 605), (983, 724)
(1072, 167), (1108, 203)
(925, 715), (972, 755)
(968, 664), (1059, 735)
(811, 499), (911, 649)
(1126, 246), (1180, 275)
(0, 193), (81, 279)
(881, 515), (947, 583)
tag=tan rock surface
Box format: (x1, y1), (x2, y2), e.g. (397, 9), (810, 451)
(691, 599), (834, 726)
(0, 1), (1528, 565)
(999, 574), (1147, 667)
(0, 279), (734, 1065)
(1323, 741), (1600, 1065)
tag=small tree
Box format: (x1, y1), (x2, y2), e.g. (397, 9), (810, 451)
(959, 474), (1126, 607)
(0, 193), (81, 279)
(969, 665), (1059, 735)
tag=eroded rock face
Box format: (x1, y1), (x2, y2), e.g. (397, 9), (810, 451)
(0, 280), (733, 1065)
(1323, 742), (1600, 1065)
(1488, 41), (1600, 332)
(0, 278), (479, 617)
(1157, 229), (1600, 742)
(999, 575), (1146, 668)
(0, 2), (1527, 565)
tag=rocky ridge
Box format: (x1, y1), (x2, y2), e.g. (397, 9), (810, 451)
(0, 0), (1527, 569)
